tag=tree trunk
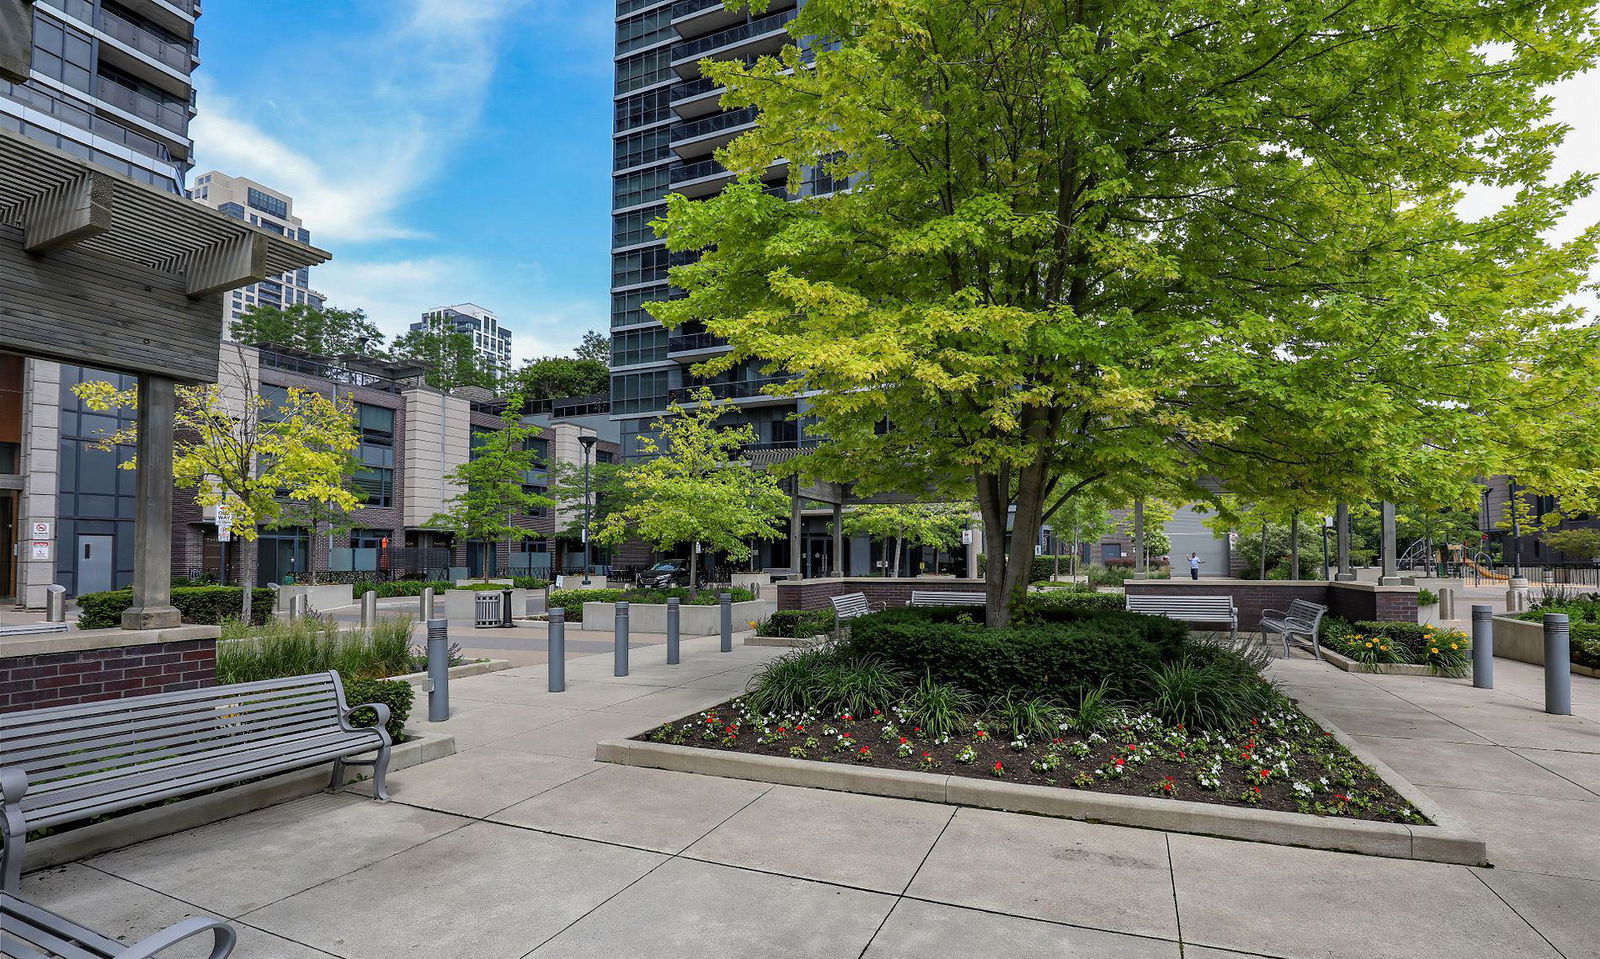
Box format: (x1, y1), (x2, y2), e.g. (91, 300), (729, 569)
(239, 541), (255, 624)
(975, 457), (1052, 628)
(1259, 522), (1269, 580)
(892, 536), (902, 577)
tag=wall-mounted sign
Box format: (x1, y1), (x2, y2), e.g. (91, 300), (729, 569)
(30, 541), (52, 561)
(31, 521), (51, 539)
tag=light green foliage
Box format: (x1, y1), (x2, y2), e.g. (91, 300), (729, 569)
(230, 304), (385, 357)
(650, 0), (1600, 625)
(390, 327), (498, 391)
(593, 391), (791, 576)
(1544, 529), (1600, 562)
(425, 401), (555, 579)
(841, 502), (970, 575)
(506, 355), (610, 405)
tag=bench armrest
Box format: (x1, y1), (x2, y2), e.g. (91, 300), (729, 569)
(1, 766), (29, 841)
(116, 916), (237, 959)
(1260, 608), (1290, 620)
(341, 702), (392, 741)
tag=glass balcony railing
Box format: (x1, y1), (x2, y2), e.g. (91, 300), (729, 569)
(98, 8), (194, 72)
(670, 157), (730, 182)
(669, 75), (721, 103)
(667, 331), (728, 353)
(94, 78), (189, 134)
(670, 376), (788, 402)
(670, 0), (722, 19)
(673, 8), (796, 61)
(670, 105), (756, 143)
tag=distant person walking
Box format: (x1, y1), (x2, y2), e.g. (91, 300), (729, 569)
(1188, 553), (1202, 580)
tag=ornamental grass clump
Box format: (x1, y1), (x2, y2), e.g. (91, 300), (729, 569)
(990, 692), (1066, 742)
(217, 614), (417, 684)
(905, 672), (974, 740)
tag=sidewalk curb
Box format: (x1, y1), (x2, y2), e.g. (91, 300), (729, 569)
(387, 658), (512, 686)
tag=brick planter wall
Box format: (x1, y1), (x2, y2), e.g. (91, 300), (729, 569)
(777, 578), (987, 612)
(0, 631), (218, 713)
(1123, 579), (1418, 629)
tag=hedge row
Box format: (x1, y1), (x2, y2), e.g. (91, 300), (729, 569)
(546, 586), (758, 622)
(77, 586), (276, 629)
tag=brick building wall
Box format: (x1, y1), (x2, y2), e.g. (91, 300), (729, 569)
(0, 638), (216, 713)
(1122, 579), (1417, 626)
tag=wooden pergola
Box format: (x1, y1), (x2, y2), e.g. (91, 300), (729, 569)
(0, 127), (330, 628)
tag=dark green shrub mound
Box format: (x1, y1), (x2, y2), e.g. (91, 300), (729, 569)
(511, 576), (550, 590)
(77, 586), (276, 629)
(1017, 589), (1126, 617)
(757, 609), (836, 638)
(342, 678), (413, 742)
(546, 588), (625, 621)
(844, 607), (1187, 700)
(350, 579), (453, 598)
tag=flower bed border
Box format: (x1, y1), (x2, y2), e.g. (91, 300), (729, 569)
(743, 634), (828, 648)
(1317, 647), (1438, 676)
(386, 658), (512, 686)
(597, 699), (1485, 865)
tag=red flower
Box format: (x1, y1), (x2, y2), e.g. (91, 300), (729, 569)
(1177, 751), (1186, 759)
(899, 737), (908, 745)
(993, 761), (1004, 770)
(976, 730), (988, 738)
(858, 746), (869, 754)
(1115, 758), (1125, 767)
(1258, 769), (1270, 778)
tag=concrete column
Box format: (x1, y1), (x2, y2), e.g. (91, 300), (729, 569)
(830, 502), (844, 576)
(1335, 501), (1354, 581)
(1379, 500), (1400, 585)
(789, 481), (803, 575)
(123, 374), (180, 629)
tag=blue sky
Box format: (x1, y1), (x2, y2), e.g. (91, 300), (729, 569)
(190, 0), (614, 360)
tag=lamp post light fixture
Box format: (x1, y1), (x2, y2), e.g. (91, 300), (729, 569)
(579, 434), (597, 587)
(1320, 514), (1333, 581)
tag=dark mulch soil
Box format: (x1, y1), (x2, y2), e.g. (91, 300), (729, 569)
(635, 699), (1425, 823)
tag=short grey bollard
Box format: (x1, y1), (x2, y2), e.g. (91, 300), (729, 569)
(45, 585), (66, 623)
(427, 618), (450, 722)
(720, 591), (732, 653)
(1471, 604), (1494, 689)
(501, 588), (514, 628)
(666, 597), (680, 665)
(614, 601), (630, 677)
(1544, 613), (1571, 716)
(547, 608), (566, 692)
(1437, 587), (1455, 621)
(419, 587), (435, 622)
(361, 590), (377, 627)
(290, 594), (308, 621)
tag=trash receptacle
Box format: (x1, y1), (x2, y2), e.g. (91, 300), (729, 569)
(474, 591), (503, 628)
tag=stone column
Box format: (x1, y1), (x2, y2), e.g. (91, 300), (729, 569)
(1335, 501), (1355, 581)
(789, 480), (803, 576)
(1378, 500), (1401, 586)
(830, 501), (844, 576)
(123, 374), (181, 628)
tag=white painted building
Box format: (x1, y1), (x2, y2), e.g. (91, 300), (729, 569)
(188, 171), (326, 328)
(412, 303), (513, 377)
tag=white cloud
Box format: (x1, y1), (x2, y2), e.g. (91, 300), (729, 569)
(189, 0), (529, 244)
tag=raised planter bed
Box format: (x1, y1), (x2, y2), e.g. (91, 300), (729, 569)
(601, 697), (1484, 864)
(387, 658), (512, 685)
(579, 599), (770, 634)
(1317, 647), (1437, 676)
(442, 588), (535, 621)
(1492, 615), (1600, 677)
(743, 634), (828, 648)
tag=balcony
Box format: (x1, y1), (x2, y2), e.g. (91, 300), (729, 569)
(672, 8), (797, 74)
(666, 331), (729, 356)
(669, 376), (790, 405)
(94, 77), (189, 136)
(670, 105), (756, 156)
(669, 75), (724, 119)
(98, 8), (194, 73)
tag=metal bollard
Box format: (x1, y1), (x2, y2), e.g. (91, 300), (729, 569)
(290, 594), (307, 621)
(501, 588), (514, 628)
(427, 618), (450, 721)
(1544, 613), (1572, 716)
(1437, 587), (1455, 621)
(45, 585), (66, 623)
(614, 601), (630, 677)
(547, 608), (566, 692)
(1471, 604), (1494, 689)
(361, 590), (378, 627)
(419, 587), (434, 622)
(720, 591), (732, 653)
(666, 597), (680, 665)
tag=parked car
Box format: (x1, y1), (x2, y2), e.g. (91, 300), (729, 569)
(635, 559), (706, 589)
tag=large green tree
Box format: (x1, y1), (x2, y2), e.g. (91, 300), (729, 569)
(651, 0), (1600, 625)
(390, 327), (498, 391)
(231, 304), (385, 357)
(506, 356), (610, 406)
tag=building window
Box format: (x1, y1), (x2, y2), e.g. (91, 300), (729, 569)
(613, 166), (673, 210)
(612, 206), (666, 247)
(615, 88), (671, 132)
(612, 327), (667, 367)
(354, 403), (395, 508)
(612, 247), (671, 288)
(612, 286), (670, 327)
(615, 47), (673, 96)
(247, 187), (289, 219)
(31, 16), (93, 93)
(611, 369), (673, 415)
(614, 128), (672, 173)
(616, 6), (672, 55)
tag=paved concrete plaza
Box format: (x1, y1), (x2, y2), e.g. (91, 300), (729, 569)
(18, 633), (1600, 959)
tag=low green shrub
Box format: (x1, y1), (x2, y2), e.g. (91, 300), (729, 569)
(755, 609), (835, 638)
(843, 607), (1188, 701)
(350, 579), (452, 599)
(1017, 589), (1125, 617)
(77, 586), (275, 629)
(1319, 618), (1470, 675)
(217, 615), (416, 684)
(342, 678), (413, 742)
(1518, 600), (1600, 669)
(547, 588), (625, 621)
(743, 648), (907, 718)
(511, 576), (550, 590)
(1144, 646), (1277, 732)
(547, 586), (757, 621)
(1417, 587), (1438, 606)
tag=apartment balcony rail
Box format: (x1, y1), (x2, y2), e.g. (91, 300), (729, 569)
(2, 79), (175, 161)
(669, 75), (722, 103)
(670, 156), (731, 182)
(671, 0), (723, 19)
(667, 331), (728, 353)
(670, 377), (788, 402)
(673, 8), (797, 62)
(670, 105), (757, 143)
(98, 8), (194, 72)
(94, 78), (188, 134)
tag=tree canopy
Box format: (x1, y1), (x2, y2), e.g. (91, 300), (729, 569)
(575, 330), (611, 364)
(230, 304), (385, 358)
(651, 0), (1600, 624)
(424, 401), (554, 579)
(389, 327), (499, 391)
(506, 355), (610, 406)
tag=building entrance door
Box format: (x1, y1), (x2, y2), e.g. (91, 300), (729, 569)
(0, 492), (15, 602)
(76, 534), (114, 595)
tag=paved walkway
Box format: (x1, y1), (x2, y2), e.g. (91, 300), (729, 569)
(19, 638), (1600, 959)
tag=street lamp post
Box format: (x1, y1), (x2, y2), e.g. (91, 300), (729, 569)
(1320, 514), (1332, 581)
(1507, 476), (1526, 587)
(579, 435), (597, 587)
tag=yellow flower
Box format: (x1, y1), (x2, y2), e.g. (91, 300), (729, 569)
(1450, 643), (1459, 650)
(1430, 648), (1439, 654)
(1364, 642), (1373, 648)
(1379, 644), (1389, 651)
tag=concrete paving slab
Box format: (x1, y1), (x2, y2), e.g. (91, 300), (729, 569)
(489, 764), (771, 852)
(604, 684), (741, 718)
(411, 698), (585, 746)
(358, 746), (602, 818)
(1439, 714), (1600, 752)
(1352, 735), (1595, 799)
(684, 784), (954, 894)
(1513, 746), (1600, 797)
(21, 863), (338, 958)
(246, 822), (663, 959)
(862, 898), (1180, 958)
(1169, 833), (1561, 959)
(89, 792), (463, 918)
(1474, 868), (1600, 959)
(904, 807), (1178, 940)
(528, 856), (893, 959)
(490, 709), (662, 759)
(453, 675), (668, 710)
(1307, 703), (1489, 743)
(1423, 786), (1600, 880)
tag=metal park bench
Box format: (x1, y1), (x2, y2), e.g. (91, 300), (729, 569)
(2, 889), (236, 958)
(908, 590), (987, 608)
(0, 671), (393, 891)
(1124, 595), (1239, 642)
(0, 623), (69, 637)
(1260, 599), (1329, 657)
(827, 591), (885, 636)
